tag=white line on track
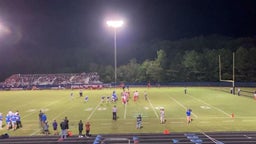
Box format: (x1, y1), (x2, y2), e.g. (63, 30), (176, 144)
(147, 95), (159, 119)
(87, 100), (102, 120)
(201, 132), (221, 144)
(188, 94), (231, 117)
(169, 97), (198, 118)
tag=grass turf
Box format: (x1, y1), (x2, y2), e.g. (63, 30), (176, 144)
(0, 87), (255, 136)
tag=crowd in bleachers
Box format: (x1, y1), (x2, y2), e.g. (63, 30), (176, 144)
(1, 72), (101, 88)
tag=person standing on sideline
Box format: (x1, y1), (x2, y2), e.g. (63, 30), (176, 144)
(16, 112), (22, 129)
(60, 119), (67, 139)
(184, 87), (187, 94)
(52, 120), (58, 135)
(79, 89), (83, 97)
(85, 121), (91, 137)
(144, 91), (148, 101)
(237, 88), (241, 96)
(160, 108), (165, 124)
(186, 109), (192, 125)
(39, 110), (43, 128)
(136, 114), (142, 129)
(112, 105), (117, 120)
(78, 120), (83, 137)
(64, 116), (69, 130)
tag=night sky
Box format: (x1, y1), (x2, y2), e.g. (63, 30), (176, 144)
(0, 0), (256, 79)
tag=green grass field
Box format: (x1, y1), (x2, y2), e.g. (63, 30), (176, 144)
(0, 87), (256, 136)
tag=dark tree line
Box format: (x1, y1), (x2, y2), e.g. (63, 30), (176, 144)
(0, 35), (256, 82)
(95, 35), (256, 83)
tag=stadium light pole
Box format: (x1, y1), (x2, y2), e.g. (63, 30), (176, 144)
(106, 20), (124, 89)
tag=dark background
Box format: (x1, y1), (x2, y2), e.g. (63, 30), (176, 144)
(0, 0), (255, 81)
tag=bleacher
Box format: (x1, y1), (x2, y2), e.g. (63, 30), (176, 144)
(1, 132), (256, 144)
(1, 72), (102, 89)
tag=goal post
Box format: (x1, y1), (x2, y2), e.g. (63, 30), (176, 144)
(219, 52), (235, 95)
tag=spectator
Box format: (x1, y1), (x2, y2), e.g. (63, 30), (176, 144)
(64, 116), (69, 130)
(85, 121), (91, 137)
(39, 110), (43, 128)
(78, 120), (83, 137)
(52, 120), (58, 135)
(60, 119), (67, 139)
(16, 112), (22, 129)
(43, 121), (49, 135)
(112, 105), (117, 120)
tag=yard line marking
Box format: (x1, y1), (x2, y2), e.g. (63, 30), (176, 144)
(87, 100), (102, 120)
(124, 103), (127, 119)
(147, 95), (159, 119)
(169, 97), (198, 118)
(188, 94), (231, 117)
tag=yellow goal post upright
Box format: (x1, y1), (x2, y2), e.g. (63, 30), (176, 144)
(219, 52), (235, 95)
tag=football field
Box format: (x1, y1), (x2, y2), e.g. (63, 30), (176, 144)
(0, 87), (256, 136)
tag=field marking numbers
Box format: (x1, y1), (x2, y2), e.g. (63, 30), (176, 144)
(169, 97), (198, 118)
(97, 107), (107, 111)
(200, 106), (211, 109)
(87, 100), (102, 120)
(23, 95), (68, 119)
(147, 95), (159, 119)
(188, 94), (231, 117)
(85, 108), (93, 111)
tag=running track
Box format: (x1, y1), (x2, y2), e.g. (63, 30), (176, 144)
(1, 131), (256, 143)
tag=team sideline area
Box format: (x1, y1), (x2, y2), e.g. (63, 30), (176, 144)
(1, 132), (256, 144)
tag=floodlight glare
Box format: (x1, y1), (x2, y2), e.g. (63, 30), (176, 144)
(106, 20), (124, 28)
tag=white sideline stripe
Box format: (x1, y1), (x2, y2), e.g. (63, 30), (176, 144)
(169, 97), (198, 118)
(147, 95), (159, 119)
(188, 94), (231, 117)
(124, 103), (127, 119)
(87, 100), (102, 120)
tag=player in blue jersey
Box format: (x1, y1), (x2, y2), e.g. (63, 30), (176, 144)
(186, 109), (192, 125)
(0, 113), (3, 129)
(6, 113), (11, 130)
(84, 96), (89, 103)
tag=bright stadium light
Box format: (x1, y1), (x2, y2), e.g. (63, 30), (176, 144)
(106, 20), (124, 89)
(107, 20), (124, 28)
(0, 22), (10, 35)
